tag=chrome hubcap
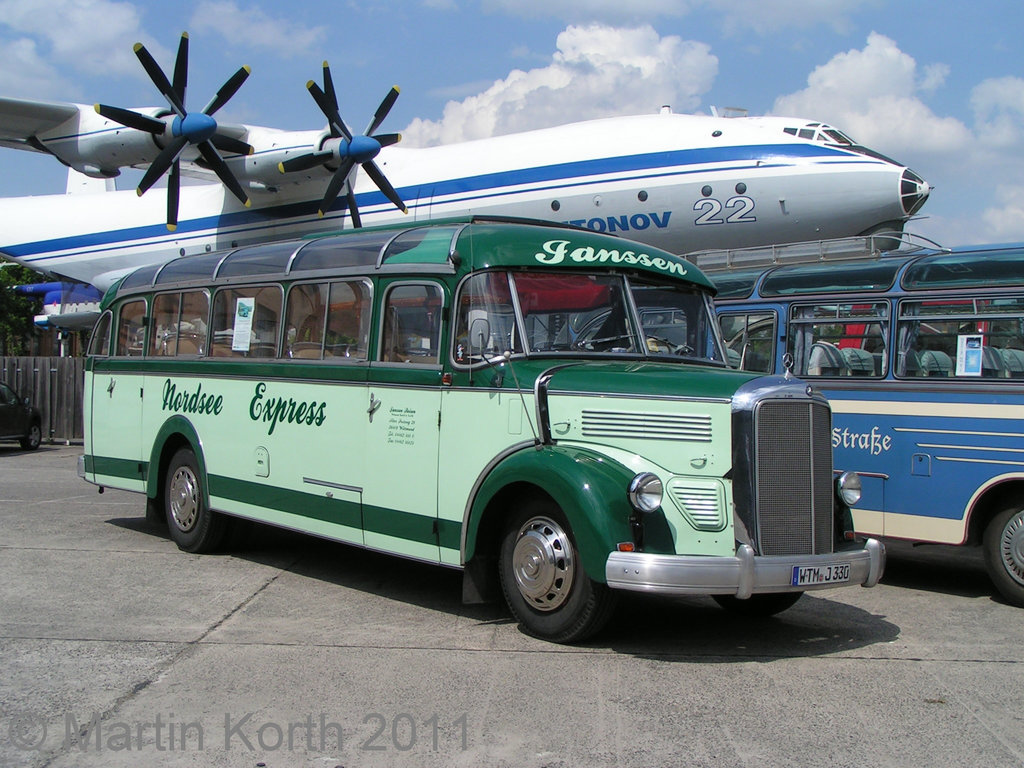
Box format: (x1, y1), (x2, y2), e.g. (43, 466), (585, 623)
(511, 516), (574, 611)
(168, 466), (200, 532)
(1000, 510), (1024, 586)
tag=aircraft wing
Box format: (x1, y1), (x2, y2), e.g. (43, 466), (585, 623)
(0, 96), (81, 152)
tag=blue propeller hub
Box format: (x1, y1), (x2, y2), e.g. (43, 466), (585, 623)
(173, 112), (218, 144)
(343, 135), (382, 164)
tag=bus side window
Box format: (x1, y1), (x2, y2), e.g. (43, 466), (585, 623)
(211, 286), (282, 358)
(326, 280), (371, 360)
(88, 311), (113, 357)
(177, 290), (208, 356)
(790, 302), (887, 378)
(284, 283), (328, 359)
(719, 311), (775, 372)
(150, 293), (182, 356)
(381, 283), (443, 364)
(116, 300), (146, 356)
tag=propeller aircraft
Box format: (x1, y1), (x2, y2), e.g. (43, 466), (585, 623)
(0, 33), (931, 328)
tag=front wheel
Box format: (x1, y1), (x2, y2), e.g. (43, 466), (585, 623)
(713, 592), (803, 617)
(983, 505), (1024, 607)
(20, 422), (41, 450)
(164, 447), (226, 553)
(498, 502), (615, 643)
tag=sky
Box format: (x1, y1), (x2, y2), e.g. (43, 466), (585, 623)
(0, 0), (1023, 249)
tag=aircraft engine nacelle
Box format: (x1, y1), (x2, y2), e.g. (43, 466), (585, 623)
(41, 106), (171, 178)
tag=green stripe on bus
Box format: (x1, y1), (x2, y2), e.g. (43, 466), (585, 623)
(86, 454), (148, 480)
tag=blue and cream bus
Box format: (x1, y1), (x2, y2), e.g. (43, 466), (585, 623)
(706, 238), (1024, 606)
(79, 217), (882, 642)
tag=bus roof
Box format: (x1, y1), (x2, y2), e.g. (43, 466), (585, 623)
(106, 217), (713, 305)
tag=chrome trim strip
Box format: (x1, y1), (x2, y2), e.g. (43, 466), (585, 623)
(605, 538), (885, 596)
(302, 477), (362, 494)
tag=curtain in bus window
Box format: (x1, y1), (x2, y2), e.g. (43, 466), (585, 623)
(211, 286), (282, 358)
(116, 300), (146, 356)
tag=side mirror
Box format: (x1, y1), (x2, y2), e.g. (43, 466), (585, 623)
(469, 317), (491, 357)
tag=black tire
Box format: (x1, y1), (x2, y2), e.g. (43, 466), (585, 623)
(164, 447), (226, 553)
(498, 500), (616, 643)
(19, 422), (41, 451)
(983, 505), (1024, 607)
(713, 592), (803, 617)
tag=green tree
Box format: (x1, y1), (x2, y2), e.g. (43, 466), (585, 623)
(0, 259), (39, 355)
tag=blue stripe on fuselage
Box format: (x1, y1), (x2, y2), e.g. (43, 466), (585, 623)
(5, 142), (877, 262)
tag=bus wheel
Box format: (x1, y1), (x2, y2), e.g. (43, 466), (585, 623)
(713, 592), (803, 616)
(983, 505), (1024, 607)
(165, 447), (226, 553)
(498, 502), (615, 643)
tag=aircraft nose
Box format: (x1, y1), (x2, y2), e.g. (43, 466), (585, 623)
(901, 168), (930, 216)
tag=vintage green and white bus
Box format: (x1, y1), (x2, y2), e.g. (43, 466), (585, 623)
(79, 217), (883, 642)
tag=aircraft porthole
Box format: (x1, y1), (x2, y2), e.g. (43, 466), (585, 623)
(712, 130), (722, 137)
(551, 200), (560, 211)
(701, 185), (713, 197)
(735, 183), (747, 194)
(638, 191), (648, 202)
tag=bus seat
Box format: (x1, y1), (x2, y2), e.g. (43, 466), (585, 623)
(841, 347), (876, 376)
(982, 346), (1006, 377)
(919, 350), (952, 377)
(176, 335), (201, 355)
(1000, 347), (1024, 377)
(807, 342), (848, 376)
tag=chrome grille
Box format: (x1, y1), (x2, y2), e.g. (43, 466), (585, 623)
(755, 399), (833, 555)
(581, 410), (712, 442)
(667, 480), (726, 531)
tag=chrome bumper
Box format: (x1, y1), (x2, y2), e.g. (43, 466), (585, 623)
(77, 454), (86, 479)
(605, 539), (884, 599)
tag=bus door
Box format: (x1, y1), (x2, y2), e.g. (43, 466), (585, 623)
(90, 299), (148, 491)
(363, 281), (446, 562)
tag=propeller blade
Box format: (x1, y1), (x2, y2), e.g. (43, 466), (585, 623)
(321, 61), (339, 113)
(137, 135), (188, 195)
(365, 86), (399, 136)
(278, 151), (332, 174)
(363, 160), (407, 213)
(318, 157), (355, 216)
(202, 66), (251, 116)
(346, 187), (362, 228)
(210, 134), (254, 156)
(133, 42), (185, 116)
(372, 132), (401, 149)
(307, 81), (352, 140)
(172, 32), (189, 108)
(196, 141), (250, 206)
(95, 104), (165, 134)
(167, 159), (180, 231)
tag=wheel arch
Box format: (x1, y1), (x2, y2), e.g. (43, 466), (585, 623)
(462, 444), (636, 582)
(146, 415), (208, 504)
(965, 473), (1024, 545)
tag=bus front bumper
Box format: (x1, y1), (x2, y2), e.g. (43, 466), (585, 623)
(605, 539), (884, 598)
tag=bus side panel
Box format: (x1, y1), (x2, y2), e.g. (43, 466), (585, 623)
(87, 361), (146, 492)
(829, 390), (1024, 545)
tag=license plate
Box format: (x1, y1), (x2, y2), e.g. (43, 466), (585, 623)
(791, 563), (850, 586)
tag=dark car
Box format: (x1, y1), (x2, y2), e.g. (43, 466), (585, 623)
(0, 381), (42, 450)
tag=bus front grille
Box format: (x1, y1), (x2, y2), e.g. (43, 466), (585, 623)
(754, 399), (833, 556)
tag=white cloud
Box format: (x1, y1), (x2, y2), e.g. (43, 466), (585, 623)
(971, 76), (1024, 148)
(402, 24), (717, 146)
(771, 32), (971, 154)
(982, 185), (1024, 241)
(0, 38), (71, 98)
(189, 1), (326, 58)
(0, 0), (158, 80)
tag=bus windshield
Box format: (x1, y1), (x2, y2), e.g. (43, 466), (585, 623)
(455, 270), (726, 365)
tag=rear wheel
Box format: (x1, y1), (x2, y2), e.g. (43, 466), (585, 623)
(19, 422), (41, 450)
(713, 592), (803, 617)
(498, 500), (615, 643)
(165, 447), (226, 553)
(983, 505), (1024, 607)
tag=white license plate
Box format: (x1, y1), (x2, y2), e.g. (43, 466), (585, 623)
(791, 563), (850, 586)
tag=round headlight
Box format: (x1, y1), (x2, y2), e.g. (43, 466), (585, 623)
(628, 472), (663, 514)
(836, 471), (862, 506)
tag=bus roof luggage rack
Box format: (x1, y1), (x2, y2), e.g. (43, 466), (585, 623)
(686, 231), (944, 272)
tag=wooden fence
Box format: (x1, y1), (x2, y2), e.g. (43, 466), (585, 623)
(0, 357), (85, 443)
